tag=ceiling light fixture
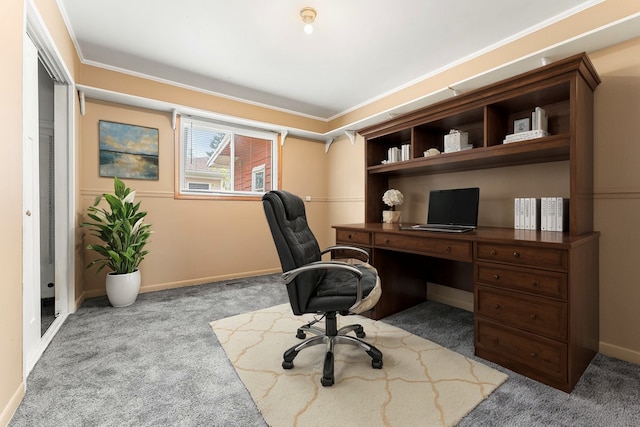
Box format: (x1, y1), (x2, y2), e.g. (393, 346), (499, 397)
(300, 7), (317, 34)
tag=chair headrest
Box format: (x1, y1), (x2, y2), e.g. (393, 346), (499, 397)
(264, 190), (305, 221)
(278, 191), (305, 220)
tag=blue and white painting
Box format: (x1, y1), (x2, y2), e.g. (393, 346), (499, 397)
(99, 120), (159, 180)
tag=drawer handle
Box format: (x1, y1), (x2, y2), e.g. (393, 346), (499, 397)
(445, 245), (451, 252)
(529, 314), (537, 320)
(493, 274), (500, 280)
(513, 252), (520, 258)
(348, 234), (353, 240)
(490, 249), (497, 256)
(494, 304), (501, 310)
(385, 239), (390, 244)
(530, 281), (539, 288)
(530, 352), (537, 358)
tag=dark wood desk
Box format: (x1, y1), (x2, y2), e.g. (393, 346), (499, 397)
(333, 223), (599, 392)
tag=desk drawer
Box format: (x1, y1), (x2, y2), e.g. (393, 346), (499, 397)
(475, 263), (567, 300)
(375, 233), (472, 262)
(475, 319), (567, 384)
(476, 242), (568, 271)
(475, 285), (567, 340)
(336, 230), (371, 246)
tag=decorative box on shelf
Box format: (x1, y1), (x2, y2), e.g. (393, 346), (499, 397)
(503, 107), (550, 144)
(503, 129), (550, 144)
(444, 129), (472, 153)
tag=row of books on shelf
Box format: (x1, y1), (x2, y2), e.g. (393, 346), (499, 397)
(514, 197), (568, 231)
(386, 144), (411, 163)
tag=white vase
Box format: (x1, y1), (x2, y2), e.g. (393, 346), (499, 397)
(105, 270), (141, 307)
(382, 210), (402, 223)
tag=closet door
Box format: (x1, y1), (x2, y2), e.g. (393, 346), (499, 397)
(22, 34), (43, 376)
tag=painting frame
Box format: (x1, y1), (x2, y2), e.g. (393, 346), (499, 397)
(99, 120), (159, 180)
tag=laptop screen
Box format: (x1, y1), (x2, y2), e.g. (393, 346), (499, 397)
(427, 187), (480, 227)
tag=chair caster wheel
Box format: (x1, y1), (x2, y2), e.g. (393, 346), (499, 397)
(296, 330), (306, 339)
(282, 361), (294, 369)
(355, 326), (366, 338)
(321, 376), (334, 387)
(372, 360), (383, 369)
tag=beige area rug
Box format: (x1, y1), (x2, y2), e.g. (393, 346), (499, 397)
(210, 304), (507, 427)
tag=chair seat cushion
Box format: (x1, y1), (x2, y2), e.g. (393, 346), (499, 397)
(307, 263), (378, 312)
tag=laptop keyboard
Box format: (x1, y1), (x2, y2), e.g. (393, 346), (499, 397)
(403, 224), (474, 233)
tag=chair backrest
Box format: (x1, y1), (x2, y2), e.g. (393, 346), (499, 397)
(262, 190), (323, 313)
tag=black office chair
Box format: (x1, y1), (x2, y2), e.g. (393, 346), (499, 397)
(262, 190), (383, 386)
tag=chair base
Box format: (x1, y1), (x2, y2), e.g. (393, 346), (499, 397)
(282, 312), (383, 387)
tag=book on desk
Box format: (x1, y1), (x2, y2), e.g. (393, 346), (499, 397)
(515, 197), (568, 231)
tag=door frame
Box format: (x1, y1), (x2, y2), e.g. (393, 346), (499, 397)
(23, 2), (76, 379)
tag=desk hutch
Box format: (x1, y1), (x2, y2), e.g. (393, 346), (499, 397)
(333, 53), (600, 392)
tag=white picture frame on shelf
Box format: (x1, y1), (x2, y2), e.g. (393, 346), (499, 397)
(514, 118), (530, 133)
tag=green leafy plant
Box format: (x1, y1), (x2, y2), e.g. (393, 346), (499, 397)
(82, 177), (152, 275)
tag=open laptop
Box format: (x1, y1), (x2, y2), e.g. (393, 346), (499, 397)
(401, 187), (480, 233)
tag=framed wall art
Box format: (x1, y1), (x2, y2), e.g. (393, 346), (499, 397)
(99, 120), (159, 180)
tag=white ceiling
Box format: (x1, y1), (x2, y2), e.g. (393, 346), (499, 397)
(58, 0), (640, 135)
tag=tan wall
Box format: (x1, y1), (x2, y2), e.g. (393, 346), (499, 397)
(0, 0), (26, 424)
(325, 134), (366, 243)
(391, 162), (570, 227)
(80, 100), (330, 296)
(590, 39), (640, 362)
(79, 65), (329, 135)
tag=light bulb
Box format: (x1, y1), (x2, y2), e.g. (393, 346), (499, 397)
(300, 7), (316, 35)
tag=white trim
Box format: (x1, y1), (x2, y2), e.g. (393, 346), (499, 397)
(26, 0), (73, 83)
(327, 0), (604, 121)
(599, 341), (640, 366)
(81, 58), (329, 122)
(22, 33), (42, 380)
(75, 3), (640, 146)
(24, 0), (77, 380)
(54, 84), (75, 316)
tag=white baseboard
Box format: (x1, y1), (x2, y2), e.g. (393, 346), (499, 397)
(426, 282), (474, 312)
(82, 268), (282, 299)
(599, 341), (640, 365)
(139, 268), (282, 293)
(1, 381), (25, 427)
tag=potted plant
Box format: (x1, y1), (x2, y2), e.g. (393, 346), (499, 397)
(82, 177), (152, 307)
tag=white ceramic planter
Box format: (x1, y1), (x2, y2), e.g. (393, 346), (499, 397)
(105, 270), (141, 307)
(382, 210), (402, 223)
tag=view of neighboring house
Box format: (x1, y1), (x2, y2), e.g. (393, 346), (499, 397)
(182, 119), (273, 194)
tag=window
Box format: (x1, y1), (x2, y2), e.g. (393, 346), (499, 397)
(252, 164), (266, 192)
(179, 117), (278, 198)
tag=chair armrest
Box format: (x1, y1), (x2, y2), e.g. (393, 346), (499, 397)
(280, 261), (362, 285)
(321, 245), (370, 263)
(281, 261), (370, 313)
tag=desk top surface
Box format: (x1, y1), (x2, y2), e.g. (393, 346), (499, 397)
(333, 223), (599, 247)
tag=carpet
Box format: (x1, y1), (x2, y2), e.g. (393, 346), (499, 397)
(210, 304), (507, 426)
